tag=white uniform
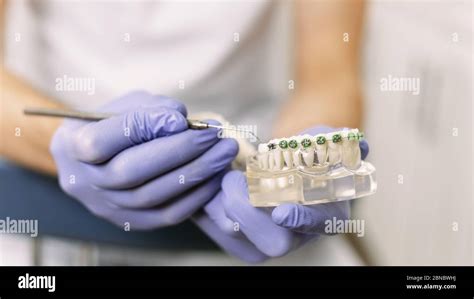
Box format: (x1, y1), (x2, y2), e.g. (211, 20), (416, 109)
(5, 0), (293, 137)
(2, 0), (363, 266)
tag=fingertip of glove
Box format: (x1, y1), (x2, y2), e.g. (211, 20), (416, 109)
(222, 170), (248, 200)
(188, 119), (223, 145)
(360, 139), (369, 160)
(240, 253), (269, 264)
(222, 170), (246, 188)
(146, 107), (188, 134)
(161, 108), (189, 133)
(271, 203), (296, 227)
(219, 138), (239, 159)
(123, 107), (188, 145)
(154, 95), (188, 117)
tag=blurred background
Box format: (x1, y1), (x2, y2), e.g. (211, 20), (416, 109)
(355, 0), (472, 265)
(0, 0), (472, 266)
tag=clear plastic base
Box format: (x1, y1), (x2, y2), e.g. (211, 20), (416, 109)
(246, 155), (377, 207)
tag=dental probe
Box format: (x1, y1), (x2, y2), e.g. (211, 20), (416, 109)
(23, 107), (260, 142)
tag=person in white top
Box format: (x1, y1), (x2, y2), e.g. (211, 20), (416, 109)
(0, 0), (365, 265)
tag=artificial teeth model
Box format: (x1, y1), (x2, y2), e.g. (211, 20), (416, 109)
(247, 128), (376, 207)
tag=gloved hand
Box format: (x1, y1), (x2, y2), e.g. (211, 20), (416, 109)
(193, 126), (369, 263)
(50, 91), (238, 230)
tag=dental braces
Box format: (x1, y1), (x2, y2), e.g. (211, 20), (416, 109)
(246, 128), (377, 207)
(258, 129), (365, 171)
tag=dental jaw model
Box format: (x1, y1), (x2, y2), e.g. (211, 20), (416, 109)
(246, 129), (376, 207)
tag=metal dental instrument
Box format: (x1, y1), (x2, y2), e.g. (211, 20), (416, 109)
(23, 107), (260, 142)
(24, 107), (114, 121)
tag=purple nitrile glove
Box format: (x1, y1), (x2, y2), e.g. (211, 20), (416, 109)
(50, 91), (238, 230)
(193, 126), (369, 263)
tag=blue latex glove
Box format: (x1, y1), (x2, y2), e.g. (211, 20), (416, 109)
(193, 126), (369, 263)
(51, 91), (238, 230)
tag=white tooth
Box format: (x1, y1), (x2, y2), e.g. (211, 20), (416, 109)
(266, 141), (279, 170)
(328, 146), (341, 165)
(315, 134), (328, 165)
(341, 129), (361, 169)
(283, 151), (293, 168)
(342, 141), (361, 169)
(273, 149), (283, 170)
(327, 132), (342, 165)
(315, 145), (328, 165)
(293, 151), (302, 167)
(302, 151), (314, 167)
(257, 155), (263, 169)
(300, 135), (315, 167)
(291, 136), (302, 167)
(257, 157), (263, 169)
(263, 155), (270, 170)
(268, 151), (276, 170)
(258, 143), (269, 170)
(277, 138), (292, 169)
